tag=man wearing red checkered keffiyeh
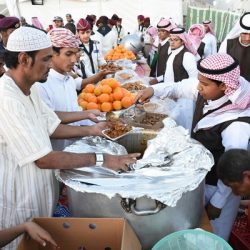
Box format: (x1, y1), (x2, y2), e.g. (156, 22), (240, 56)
(219, 12), (250, 81)
(48, 28), (80, 48)
(202, 20), (217, 58)
(136, 53), (250, 241)
(36, 27), (112, 151)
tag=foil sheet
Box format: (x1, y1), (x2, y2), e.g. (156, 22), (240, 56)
(56, 118), (214, 207)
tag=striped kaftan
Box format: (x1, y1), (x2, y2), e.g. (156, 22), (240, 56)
(0, 75), (61, 250)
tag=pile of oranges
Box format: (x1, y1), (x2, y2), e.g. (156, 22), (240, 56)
(104, 44), (136, 61)
(78, 78), (136, 112)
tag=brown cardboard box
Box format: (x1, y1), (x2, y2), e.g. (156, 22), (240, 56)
(17, 217), (141, 250)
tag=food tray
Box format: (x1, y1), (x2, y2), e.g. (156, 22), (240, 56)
(127, 112), (167, 130)
(102, 128), (132, 141)
(114, 69), (137, 84)
(122, 81), (146, 92)
(99, 62), (123, 72)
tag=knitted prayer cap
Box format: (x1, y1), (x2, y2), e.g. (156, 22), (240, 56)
(7, 26), (52, 52)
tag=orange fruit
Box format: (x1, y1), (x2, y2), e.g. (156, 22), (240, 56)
(87, 95), (98, 103)
(87, 102), (99, 110)
(130, 93), (136, 103)
(113, 100), (122, 110)
(100, 79), (109, 86)
(109, 79), (120, 89)
(101, 102), (113, 112)
(113, 87), (124, 101)
(98, 93), (110, 103)
(84, 84), (95, 93)
(121, 88), (131, 97)
(101, 85), (112, 94)
(94, 86), (102, 96)
(78, 92), (85, 99)
(121, 96), (133, 108)
(84, 93), (93, 101)
(78, 97), (83, 105)
(79, 100), (88, 110)
(109, 93), (114, 102)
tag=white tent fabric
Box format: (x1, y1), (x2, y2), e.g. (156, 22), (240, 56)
(16, 0), (183, 32)
(5, 0), (20, 17)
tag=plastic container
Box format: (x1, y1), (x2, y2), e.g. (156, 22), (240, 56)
(126, 112), (167, 130)
(152, 229), (233, 250)
(102, 127), (132, 141)
(114, 69), (137, 84)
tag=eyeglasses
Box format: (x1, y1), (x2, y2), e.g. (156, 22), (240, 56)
(169, 38), (181, 42)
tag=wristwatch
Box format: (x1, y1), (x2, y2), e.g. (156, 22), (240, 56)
(95, 152), (104, 167)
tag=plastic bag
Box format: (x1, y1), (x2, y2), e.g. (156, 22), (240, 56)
(115, 59), (136, 70)
(115, 69), (138, 84)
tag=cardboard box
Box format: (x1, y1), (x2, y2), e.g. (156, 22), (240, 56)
(17, 217), (141, 250)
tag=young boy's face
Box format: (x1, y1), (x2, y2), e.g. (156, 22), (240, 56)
(240, 32), (250, 46)
(169, 35), (184, 50)
(223, 172), (250, 196)
(157, 29), (169, 41)
(197, 74), (226, 101)
(78, 30), (91, 43)
(52, 47), (78, 73)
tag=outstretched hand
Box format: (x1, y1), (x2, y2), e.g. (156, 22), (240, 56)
(90, 122), (108, 136)
(100, 69), (116, 77)
(103, 153), (141, 172)
(206, 202), (222, 220)
(149, 78), (158, 85)
(85, 109), (102, 122)
(135, 87), (154, 103)
(24, 222), (58, 248)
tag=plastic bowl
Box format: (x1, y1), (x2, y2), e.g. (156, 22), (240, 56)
(152, 229), (233, 250)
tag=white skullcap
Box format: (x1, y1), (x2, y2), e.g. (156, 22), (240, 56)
(7, 27), (52, 52)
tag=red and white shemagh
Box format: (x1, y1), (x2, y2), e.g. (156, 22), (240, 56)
(203, 20), (216, 36)
(188, 24), (205, 50)
(48, 28), (80, 48)
(157, 18), (176, 32)
(199, 53), (250, 112)
(171, 29), (197, 55)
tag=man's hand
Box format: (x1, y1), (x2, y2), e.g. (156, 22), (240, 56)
(24, 222), (58, 248)
(90, 122), (108, 136)
(85, 110), (102, 122)
(103, 153), (141, 171)
(206, 202), (222, 220)
(135, 87), (154, 103)
(99, 69), (116, 77)
(149, 78), (158, 85)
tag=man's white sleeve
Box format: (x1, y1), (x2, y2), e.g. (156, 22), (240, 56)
(152, 78), (199, 100)
(183, 52), (198, 78)
(210, 122), (250, 208)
